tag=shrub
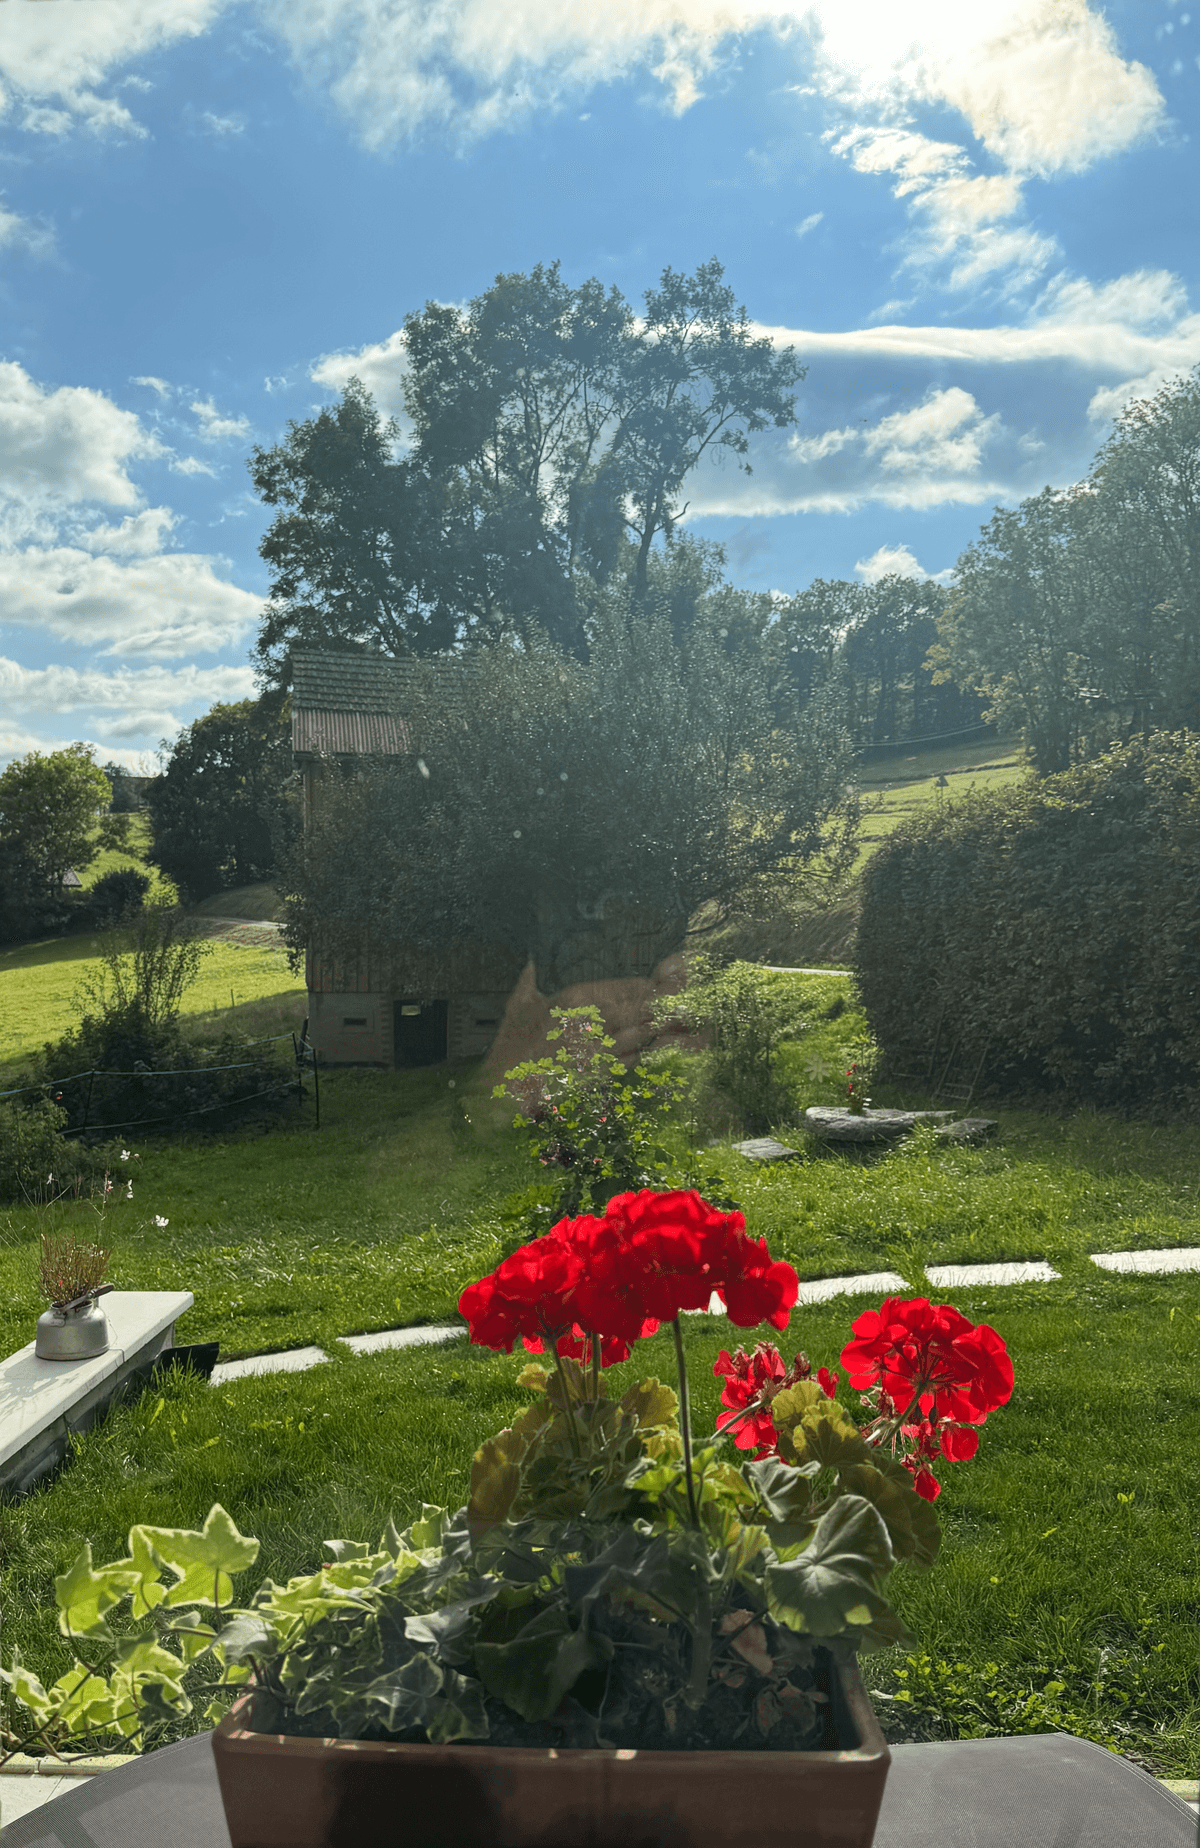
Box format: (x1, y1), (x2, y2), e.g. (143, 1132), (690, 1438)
(651, 957), (807, 1135)
(78, 868), (151, 931)
(854, 732), (1200, 1108)
(494, 1006), (681, 1218)
(0, 1097), (128, 1206)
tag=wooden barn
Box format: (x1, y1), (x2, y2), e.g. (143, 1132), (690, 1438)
(290, 648), (522, 1068)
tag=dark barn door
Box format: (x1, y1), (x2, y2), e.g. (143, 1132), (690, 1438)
(393, 998), (448, 1067)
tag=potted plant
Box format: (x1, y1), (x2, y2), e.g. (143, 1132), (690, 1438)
(1, 1191), (1012, 1848)
(34, 1231), (114, 1359)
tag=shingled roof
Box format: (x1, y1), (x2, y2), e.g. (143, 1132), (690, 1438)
(290, 649), (415, 759)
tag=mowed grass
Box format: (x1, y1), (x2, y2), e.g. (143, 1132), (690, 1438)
(0, 932), (305, 1081)
(0, 972), (1197, 1773)
(857, 736), (1029, 855)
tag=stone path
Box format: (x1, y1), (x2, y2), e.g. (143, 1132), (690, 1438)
(202, 1245), (1200, 1384)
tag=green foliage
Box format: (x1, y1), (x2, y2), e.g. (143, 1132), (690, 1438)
(855, 732), (1200, 1108)
(653, 958), (807, 1136)
(77, 898), (210, 1035)
(495, 1007), (682, 1218)
(251, 261), (804, 681)
(0, 744), (127, 942)
(286, 599), (850, 995)
(146, 699), (297, 904)
(0, 1097), (129, 1207)
(77, 869), (152, 932)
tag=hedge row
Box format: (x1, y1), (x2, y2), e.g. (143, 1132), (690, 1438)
(854, 734), (1200, 1109)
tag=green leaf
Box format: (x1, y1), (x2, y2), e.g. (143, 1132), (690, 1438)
(0, 1653), (53, 1723)
(766, 1494), (895, 1639)
(407, 1505), (448, 1552)
(772, 1390), (872, 1472)
(474, 1605), (605, 1722)
(48, 1667), (121, 1735)
(124, 1528), (168, 1619)
(467, 1427), (529, 1537)
(745, 1456), (818, 1523)
(55, 1544), (139, 1639)
(132, 1505), (260, 1609)
(619, 1378), (679, 1430)
(836, 1460), (941, 1570)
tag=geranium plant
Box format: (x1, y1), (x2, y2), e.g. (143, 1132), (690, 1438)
(1, 1191), (1011, 1762)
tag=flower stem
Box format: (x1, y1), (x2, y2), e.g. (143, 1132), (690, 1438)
(671, 1318), (700, 1529)
(545, 1329), (583, 1458)
(589, 1332), (601, 1403)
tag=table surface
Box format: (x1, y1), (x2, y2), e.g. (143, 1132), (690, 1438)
(2, 1729), (1194, 1847)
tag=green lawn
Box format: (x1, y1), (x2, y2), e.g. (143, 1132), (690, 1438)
(857, 737), (1030, 856)
(0, 972), (1197, 1775)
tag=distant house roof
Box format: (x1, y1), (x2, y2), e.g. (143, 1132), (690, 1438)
(61, 867), (83, 889)
(290, 649), (415, 761)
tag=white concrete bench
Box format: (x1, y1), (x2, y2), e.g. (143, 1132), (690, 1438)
(0, 1291), (193, 1494)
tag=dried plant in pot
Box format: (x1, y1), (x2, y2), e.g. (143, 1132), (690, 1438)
(2, 1192), (1013, 1848)
(34, 1231), (114, 1359)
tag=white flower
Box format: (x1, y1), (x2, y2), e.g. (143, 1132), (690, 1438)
(125, 1181), (134, 1200)
(120, 1149), (131, 1161)
(154, 1215), (169, 1228)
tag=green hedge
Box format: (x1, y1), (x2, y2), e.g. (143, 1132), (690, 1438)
(854, 734), (1200, 1108)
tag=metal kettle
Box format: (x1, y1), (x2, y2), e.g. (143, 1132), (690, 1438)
(35, 1283), (114, 1361)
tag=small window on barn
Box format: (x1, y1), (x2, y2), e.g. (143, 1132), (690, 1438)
(400, 1004), (421, 1016)
(343, 1016), (368, 1028)
(474, 1017), (499, 1028)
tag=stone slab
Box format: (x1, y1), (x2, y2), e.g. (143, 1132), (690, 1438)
(338, 1325), (465, 1355)
(803, 1107), (955, 1144)
(933, 1118), (998, 1143)
(794, 1269), (908, 1305)
(925, 1260), (1061, 1288)
(0, 1773), (89, 1827)
(1090, 1248), (1200, 1276)
(0, 1292), (193, 1492)
(732, 1137), (802, 1164)
(210, 1345), (330, 1385)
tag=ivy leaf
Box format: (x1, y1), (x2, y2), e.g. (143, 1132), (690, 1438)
(213, 1612), (274, 1665)
(423, 1671), (490, 1744)
(55, 1544), (140, 1639)
(132, 1505), (260, 1609)
(407, 1505), (448, 1552)
(125, 1528), (168, 1619)
(0, 1653), (53, 1723)
(48, 1666), (121, 1735)
(474, 1606), (606, 1722)
(766, 1495), (895, 1638)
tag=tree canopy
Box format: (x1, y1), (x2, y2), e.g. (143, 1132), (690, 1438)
(146, 699), (297, 904)
(0, 744), (123, 938)
(283, 595), (852, 994)
(931, 368), (1200, 774)
(250, 259), (804, 684)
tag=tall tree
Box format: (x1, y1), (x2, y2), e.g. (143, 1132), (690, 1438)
(0, 744), (121, 928)
(147, 700), (297, 903)
(250, 259), (803, 685)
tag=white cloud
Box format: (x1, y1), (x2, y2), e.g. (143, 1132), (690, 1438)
(795, 211), (823, 238)
(855, 543), (929, 582)
(77, 508), (179, 557)
(0, 654), (258, 767)
(0, 546), (263, 656)
(200, 110), (245, 135)
(190, 396), (252, 443)
(864, 386), (1000, 476)
(0, 362), (161, 518)
(311, 329), (411, 422)
(131, 374), (172, 397)
(0, 0), (226, 136)
(170, 454), (219, 477)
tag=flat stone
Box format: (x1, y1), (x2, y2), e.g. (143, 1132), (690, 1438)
(793, 1270), (908, 1305)
(0, 1291), (194, 1493)
(732, 1137), (802, 1164)
(925, 1260), (1060, 1288)
(0, 1771), (89, 1824)
(210, 1345), (330, 1385)
(1090, 1248), (1200, 1276)
(338, 1325), (465, 1355)
(933, 1118), (998, 1143)
(803, 1107), (950, 1144)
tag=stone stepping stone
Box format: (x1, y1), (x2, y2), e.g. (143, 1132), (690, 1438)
(1090, 1248), (1200, 1276)
(733, 1137), (802, 1163)
(793, 1270), (907, 1305)
(211, 1345), (330, 1385)
(339, 1325), (465, 1355)
(926, 1260), (1060, 1288)
(934, 1118), (998, 1143)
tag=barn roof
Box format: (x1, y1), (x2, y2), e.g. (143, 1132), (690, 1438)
(290, 649), (416, 760)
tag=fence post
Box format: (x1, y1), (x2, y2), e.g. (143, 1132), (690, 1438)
(80, 1069), (96, 1135)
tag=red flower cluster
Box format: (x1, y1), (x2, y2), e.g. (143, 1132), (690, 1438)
(713, 1344), (837, 1455)
(840, 1297), (1013, 1425)
(458, 1189), (800, 1360)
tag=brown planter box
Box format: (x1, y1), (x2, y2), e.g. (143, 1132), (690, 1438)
(211, 1649), (890, 1848)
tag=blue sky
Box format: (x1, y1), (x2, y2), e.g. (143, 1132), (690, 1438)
(0, 0), (1197, 768)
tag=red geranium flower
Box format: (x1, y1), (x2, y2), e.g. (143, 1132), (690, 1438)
(840, 1297), (1013, 1426)
(713, 1343), (818, 1456)
(458, 1226), (583, 1352)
